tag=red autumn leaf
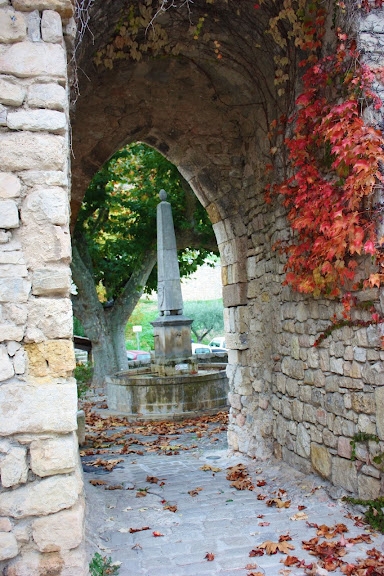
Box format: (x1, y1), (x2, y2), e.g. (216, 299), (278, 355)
(152, 531), (164, 537)
(205, 552), (215, 561)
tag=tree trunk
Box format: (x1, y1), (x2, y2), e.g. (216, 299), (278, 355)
(71, 243), (157, 387)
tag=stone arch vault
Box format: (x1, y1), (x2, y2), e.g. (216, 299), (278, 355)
(0, 0), (383, 573)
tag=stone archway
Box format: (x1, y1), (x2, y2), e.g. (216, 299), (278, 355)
(1, 1), (384, 574)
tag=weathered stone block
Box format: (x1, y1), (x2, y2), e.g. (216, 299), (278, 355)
(7, 109), (66, 132)
(32, 268), (70, 296)
(13, 348), (26, 374)
(0, 531), (18, 561)
(27, 298), (72, 339)
(358, 474), (381, 500)
(0, 474), (79, 518)
(27, 83), (66, 111)
(25, 340), (75, 378)
(0, 325), (24, 342)
(0, 380), (77, 435)
(41, 9), (62, 42)
(0, 8), (26, 42)
(337, 436), (352, 459)
(351, 393), (375, 414)
(30, 435), (77, 477)
(32, 500), (84, 553)
(21, 187), (68, 226)
(0, 446), (28, 487)
(375, 387), (384, 440)
(0, 200), (19, 229)
(0, 133), (65, 171)
(311, 442), (331, 478)
(281, 357), (304, 380)
(296, 423), (310, 458)
(332, 457), (358, 493)
(0, 79), (25, 107)
(12, 0), (74, 17)
(0, 173), (21, 199)
(21, 223), (71, 267)
(223, 282), (247, 307)
(0, 345), (14, 381)
(26, 9), (41, 41)
(0, 42), (66, 78)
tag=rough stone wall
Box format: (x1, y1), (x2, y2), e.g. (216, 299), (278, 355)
(0, 1), (87, 574)
(227, 8), (384, 500)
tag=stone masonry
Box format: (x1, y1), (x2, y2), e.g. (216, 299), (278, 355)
(0, 1), (383, 574)
(0, 0), (86, 574)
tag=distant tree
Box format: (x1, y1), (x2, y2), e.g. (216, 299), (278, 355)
(184, 300), (224, 343)
(71, 143), (217, 386)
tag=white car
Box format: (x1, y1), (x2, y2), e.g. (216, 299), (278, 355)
(209, 337), (226, 349)
(191, 343), (211, 355)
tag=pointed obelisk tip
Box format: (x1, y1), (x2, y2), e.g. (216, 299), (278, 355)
(159, 189), (167, 202)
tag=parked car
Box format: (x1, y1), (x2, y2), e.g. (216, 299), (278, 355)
(126, 350), (151, 362)
(209, 337), (226, 349)
(191, 343), (211, 355)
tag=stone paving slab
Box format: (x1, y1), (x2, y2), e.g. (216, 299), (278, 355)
(84, 433), (384, 576)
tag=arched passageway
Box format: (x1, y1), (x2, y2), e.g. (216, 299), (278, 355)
(1, 1), (384, 573)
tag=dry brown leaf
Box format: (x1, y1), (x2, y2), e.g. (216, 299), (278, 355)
(188, 487), (203, 497)
(200, 464), (222, 472)
(260, 540), (295, 555)
(267, 498), (291, 508)
(163, 504), (177, 513)
(128, 526), (150, 533)
(89, 479), (107, 486)
(152, 531), (164, 537)
(205, 552), (215, 561)
(146, 475), (159, 484)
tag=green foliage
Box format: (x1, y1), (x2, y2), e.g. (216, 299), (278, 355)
(73, 316), (85, 337)
(125, 299), (158, 350)
(75, 142), (215, 302)
(74, 362), (93, 398)
(89, 552), (120, 576)
(344, 496), (384, 533)
(350, 431), (380, 461)
(184, 299), (224, 343)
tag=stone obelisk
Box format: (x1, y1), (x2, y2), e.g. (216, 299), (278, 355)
(151, 190), (197, 376)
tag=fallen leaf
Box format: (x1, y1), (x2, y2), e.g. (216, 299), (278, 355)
(89, 479), (107, 486)
(131, 543), (142, 550)
(259, 521), (270, 527)
(188, 487), (203, 497)
(105, 484), (123, 490)
(127, 526), (150, 533)
(267, 498), (291, 508)
(163, 504), (177, 513)
(249, 549), (264, 557)
(257, 479), (267, 487)
(245, 564), (257, 570)
(146, 475), (159, 484)
(152, 531), (164, 537)
(260, 540), (295, 555)
(290, 511), (308, 521)
(136, 491), (147, 498)
(200, 464), (222, 472)
(205, 552), (215, 561)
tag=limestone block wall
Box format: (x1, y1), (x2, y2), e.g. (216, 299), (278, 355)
(226, 8), (384, 500)
(0, 1), (87, 574)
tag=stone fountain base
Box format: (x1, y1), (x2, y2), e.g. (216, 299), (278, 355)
(106, 364), (228, 420)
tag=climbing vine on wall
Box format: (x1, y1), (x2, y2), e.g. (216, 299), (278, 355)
(263, 0), (384, 330)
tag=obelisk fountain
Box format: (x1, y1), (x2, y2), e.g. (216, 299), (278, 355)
(106, 190), (228, 418)
(151, 189), (198, 376)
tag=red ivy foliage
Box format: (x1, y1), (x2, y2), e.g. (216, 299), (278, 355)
(269, 11), (384, 299)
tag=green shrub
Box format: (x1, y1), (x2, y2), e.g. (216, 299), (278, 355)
(89, 552), (120, 576)
(74, 362), (93, 398)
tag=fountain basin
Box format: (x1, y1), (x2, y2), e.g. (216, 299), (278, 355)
(106, 365), (228, 419)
